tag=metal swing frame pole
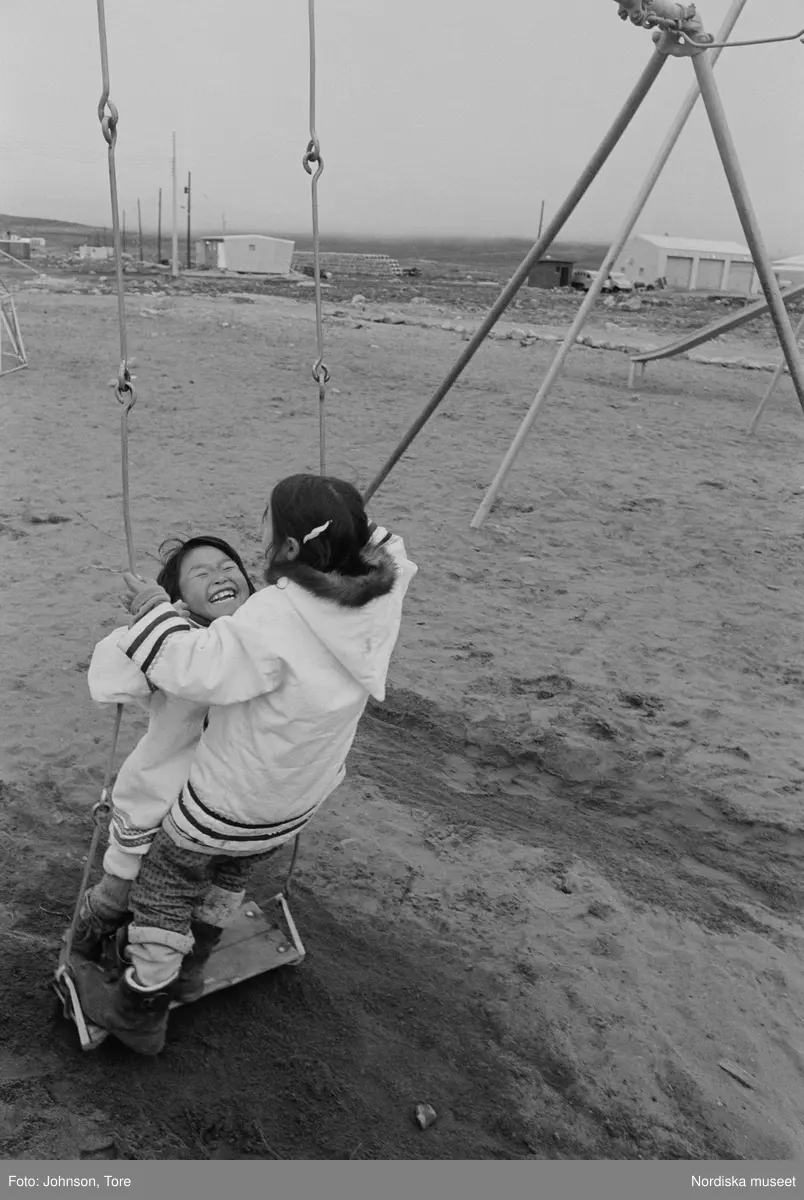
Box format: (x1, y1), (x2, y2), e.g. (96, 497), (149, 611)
(747, 309), (804, 436)
(690, 51), (804, 424)
(468, 0), (748, 530)
(361, 46), (669, 505)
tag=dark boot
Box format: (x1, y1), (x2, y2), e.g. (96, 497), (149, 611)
(65, 876), (131, 960)
(73, 960), (171, 1056)
(170, 921), (224, 1005)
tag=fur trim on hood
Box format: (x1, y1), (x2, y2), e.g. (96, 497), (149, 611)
(267, 543), (399, 609)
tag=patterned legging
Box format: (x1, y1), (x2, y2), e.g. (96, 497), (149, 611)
(130, 828), (277, 935)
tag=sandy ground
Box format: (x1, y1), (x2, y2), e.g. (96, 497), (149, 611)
(1, 285), (804, 1161)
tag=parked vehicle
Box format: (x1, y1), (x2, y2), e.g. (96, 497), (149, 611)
(571, 267), (634, 293)
(607, 271), (634, 293)
(571, 268), (611, 292)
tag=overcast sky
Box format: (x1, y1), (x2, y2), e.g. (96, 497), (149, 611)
(3, 1), (801, 255)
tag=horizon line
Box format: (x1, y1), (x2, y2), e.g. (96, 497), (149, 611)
(0, 213), (614, 244)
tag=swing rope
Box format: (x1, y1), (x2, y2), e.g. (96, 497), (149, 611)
(96, 0), (138, 576)
(63, 0), (137, 965)
(302, 0), (329, 477)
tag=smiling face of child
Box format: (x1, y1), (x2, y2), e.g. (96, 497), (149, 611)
(178, 544), (250, 621)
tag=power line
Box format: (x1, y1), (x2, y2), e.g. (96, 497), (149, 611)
(0, 135), (168, 168)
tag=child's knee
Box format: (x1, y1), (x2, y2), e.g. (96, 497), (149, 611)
(123, 926), (193, 989)
(193, 884), (245, 928)
(127, 923), (194, 956)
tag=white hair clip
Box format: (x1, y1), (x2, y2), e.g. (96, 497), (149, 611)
(302, 520), (332, 544)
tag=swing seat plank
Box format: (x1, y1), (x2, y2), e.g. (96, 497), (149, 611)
(54, 895), (305, 1051)
(173, 894), (305, 1006)
(53, 960), (110, 1052)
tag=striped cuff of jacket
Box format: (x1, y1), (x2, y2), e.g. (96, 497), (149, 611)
(122, 603), (192, 681)
(110, 808), (161, 850)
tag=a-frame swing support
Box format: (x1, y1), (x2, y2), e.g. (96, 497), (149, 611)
(0, 286), (28, 377)
(468, 3), (804, 527)
(469, 3), (804, 527)
(747, 310), (804, 436)
(361, 1), (804, 525)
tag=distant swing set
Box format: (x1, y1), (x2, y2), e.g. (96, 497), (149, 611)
(9, 0), (798, 1049)
(0, 274), (27, 378)
(361, 0), (804, 526)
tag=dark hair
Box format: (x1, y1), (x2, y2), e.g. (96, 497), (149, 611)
(263, 474), (370, 585)
(156, 536), (256, 603)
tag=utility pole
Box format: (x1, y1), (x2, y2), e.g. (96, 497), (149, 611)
(184, 172), (192, 269)
(157, 187), (162, 262)
(137, 199), (143, 261)
(222, 211), (226, 235)
(537, 200), (545, 240)
(171, 132), (178, 277)
(122, 209), (127, 253)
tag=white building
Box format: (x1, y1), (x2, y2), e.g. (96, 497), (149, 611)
(2, 235), (44, 248)
(195, 234), (295, 275)
(615, 233), (757, 294)
(79, 245), (115, 260)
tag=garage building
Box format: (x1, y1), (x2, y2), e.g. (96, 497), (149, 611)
(616, 233), (757, 294)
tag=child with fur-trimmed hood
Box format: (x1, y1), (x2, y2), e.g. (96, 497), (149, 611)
(76, 475), (417, 1054)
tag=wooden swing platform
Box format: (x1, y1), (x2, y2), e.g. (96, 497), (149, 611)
(54, 894), (305, 1052)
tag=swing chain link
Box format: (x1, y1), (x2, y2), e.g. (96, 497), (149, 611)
(114, 362), (137, 409)
(96, 1), (138, 574)
(97, 22), (119, 148)
(307, 147), (330, 390)
(97, 1), (136, 416)
(92, 793), (112, 825)
(98, 96), (119, 147)
(302, 137), (322, 175)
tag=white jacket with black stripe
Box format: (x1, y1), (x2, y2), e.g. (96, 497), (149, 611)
(110, 527), (417, 857)
(87, 621), (208, 880)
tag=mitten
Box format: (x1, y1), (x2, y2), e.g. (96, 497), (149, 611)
(128, 583), (171, 621)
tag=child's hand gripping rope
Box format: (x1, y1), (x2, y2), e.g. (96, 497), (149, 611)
(122, 572), (172, 621)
